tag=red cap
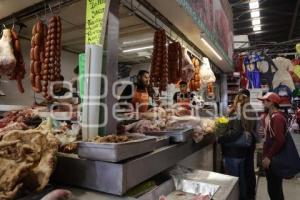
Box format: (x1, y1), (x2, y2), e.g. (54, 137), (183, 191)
(257, 92), (281, 104)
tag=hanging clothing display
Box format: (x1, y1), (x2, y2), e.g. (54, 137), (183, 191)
(272, 57), (295, 91)
(258, 60), (276, 90)
(244, 55), (261, 89)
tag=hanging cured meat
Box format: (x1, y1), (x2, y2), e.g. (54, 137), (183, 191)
(168, 42), (182, 84)
(150, 29), (168, 92)
(189, 57), (201, 91)
(31, 16), (62, 99)
(0, 28), (26, 93)
(10, 29), (26, 93)
(0, 29), (16, 76)
(30, 20), (44, 93)
(181, 49), (195, 83)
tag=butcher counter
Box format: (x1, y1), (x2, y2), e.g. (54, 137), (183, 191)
(49, 134), (236, 200)
(21, 133), (238, 200)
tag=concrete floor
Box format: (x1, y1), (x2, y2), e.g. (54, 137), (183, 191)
(256, 177), (300, 200)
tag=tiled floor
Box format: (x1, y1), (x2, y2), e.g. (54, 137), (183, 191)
(256, 177), (300, 200)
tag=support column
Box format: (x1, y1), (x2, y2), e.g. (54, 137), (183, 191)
(105, 0), (120, 134)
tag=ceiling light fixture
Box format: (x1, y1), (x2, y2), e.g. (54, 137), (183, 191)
(251, 18), (261, 26)
(122, 45), (153, 53)
(201, 38), (222, 60)
(250, 10), (260, 18)
(122, 38), (152, 45)
(249, 1), (259, 9)
(253, 25), (261, 32)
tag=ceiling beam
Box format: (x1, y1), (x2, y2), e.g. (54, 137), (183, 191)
(234, 16), (267, 24)
(233, 6), (294, 20)
(234, 23), (289, 31)
(289, 0), (300, 39)
(233, 16), (288, 24)
(0, 0), (81, 25)
(235, 28), (288, 36)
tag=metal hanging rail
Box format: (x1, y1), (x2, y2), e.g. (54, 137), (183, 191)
(0, 0), (80, 26)
(121, 0), (222, 74)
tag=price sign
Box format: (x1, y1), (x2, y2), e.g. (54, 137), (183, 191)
(85, 0), (108, 45)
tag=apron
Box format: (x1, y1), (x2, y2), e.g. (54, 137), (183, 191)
(177, 92), (191, 110)
(132, 88), (149, 113)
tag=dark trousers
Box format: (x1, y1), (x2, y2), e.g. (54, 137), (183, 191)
(245, 144), (256, 199)
(265, 169), (284, 200)
(224, 157), (248, 200)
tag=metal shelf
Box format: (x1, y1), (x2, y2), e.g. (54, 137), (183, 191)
(227, 83), (240, 86)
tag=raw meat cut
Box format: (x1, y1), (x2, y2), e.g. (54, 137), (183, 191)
(0, 29), (16, 76)
(124, 120), (161, 133)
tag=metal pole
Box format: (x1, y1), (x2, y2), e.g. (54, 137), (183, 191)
(105, 0), (120, 134)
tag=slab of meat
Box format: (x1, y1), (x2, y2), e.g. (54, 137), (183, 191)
(181, 49), (195, 83)
(0, 122), (27, 139)
(123, 120), (161, 133)
(0, 29), (16, 76)
(0, 130), (59, 199)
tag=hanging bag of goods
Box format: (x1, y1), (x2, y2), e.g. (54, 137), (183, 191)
(168, 42), (182, 84)
(150, 29), (168, 92)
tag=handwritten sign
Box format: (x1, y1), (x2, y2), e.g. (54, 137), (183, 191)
(85, 0), (107, 45)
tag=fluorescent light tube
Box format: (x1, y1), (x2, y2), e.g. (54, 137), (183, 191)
(253, 25), (261, 31)
(252, 18), (261, 25)
(250, 10), (260, 18)
(201, 38), (222, 60)
(122, 45), (153, 53)
(122, 38), (152, 45)
(249, 1), (259, 9)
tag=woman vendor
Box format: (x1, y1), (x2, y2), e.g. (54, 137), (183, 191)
(119, 70), (157, 112)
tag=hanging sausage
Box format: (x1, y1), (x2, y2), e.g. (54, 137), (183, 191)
(31, 15), (62, 99)
(168, 42), (182, 84)
(10, 29), (26, 93)
(150, 29), (168, 92)
(30, 20), (44, 93)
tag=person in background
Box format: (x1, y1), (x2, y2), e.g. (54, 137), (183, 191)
(258, 92), (286, 200)
(173, 81), (194, 110)
(71, 65), (79, 92)
(218, 92), (254, 200)
(238, 88), (258, 200)
(119, 70), (156, 112)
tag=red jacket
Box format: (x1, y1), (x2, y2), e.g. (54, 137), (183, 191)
(263, 111), (286, 159)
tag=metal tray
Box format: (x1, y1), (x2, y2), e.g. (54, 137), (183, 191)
(144, 128), (193, 142)
(78, 136), (156, 162)
(155, 136), (170, 149)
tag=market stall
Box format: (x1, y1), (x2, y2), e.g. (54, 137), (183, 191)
(0, 0), (237, 199)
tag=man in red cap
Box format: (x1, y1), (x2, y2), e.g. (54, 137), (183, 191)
(258, 92), (286, 200)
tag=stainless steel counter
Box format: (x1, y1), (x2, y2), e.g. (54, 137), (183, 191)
(52, 134), (216, 196)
